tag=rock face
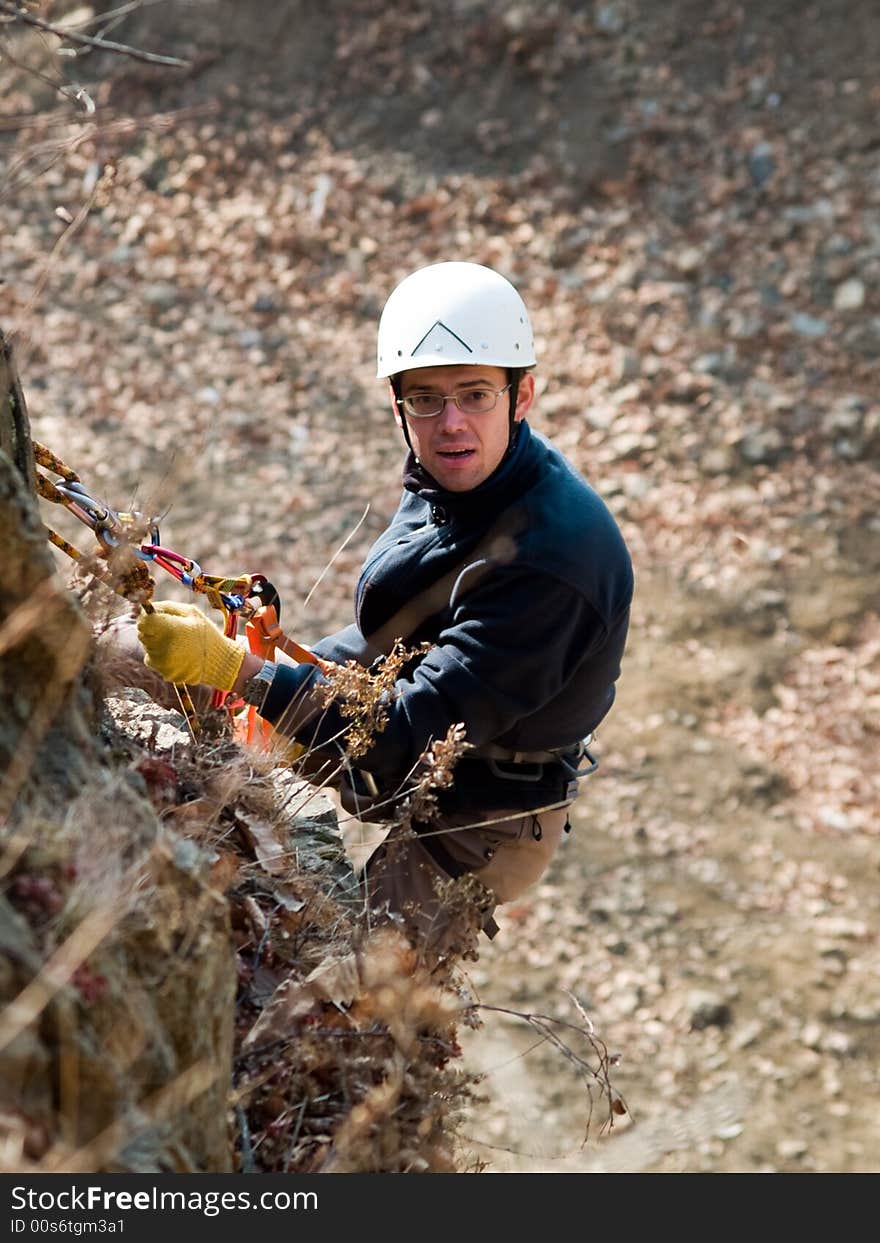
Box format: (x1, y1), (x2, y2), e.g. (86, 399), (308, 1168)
(68, 824), (237, 1173)
(0, 334), (96, 824)
(0, 343), (236, 1172)
(0, 806), (238, 1173)
(0, 451), (97, 819)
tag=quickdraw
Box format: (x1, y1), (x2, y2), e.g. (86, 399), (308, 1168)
(33, 442), (331, 746)
(34, 442), (157, 610)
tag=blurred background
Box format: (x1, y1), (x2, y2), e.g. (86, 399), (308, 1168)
(2, 0), (878, 1171)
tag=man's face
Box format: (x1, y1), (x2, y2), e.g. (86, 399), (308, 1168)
(395, 364), (535, 492)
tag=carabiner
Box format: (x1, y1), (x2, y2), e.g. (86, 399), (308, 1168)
(54, 479), (110, 528)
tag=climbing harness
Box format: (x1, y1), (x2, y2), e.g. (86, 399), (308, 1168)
(33, 442), (329, 743)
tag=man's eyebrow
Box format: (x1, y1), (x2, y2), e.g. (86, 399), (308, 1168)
(406, 377), (496, 390)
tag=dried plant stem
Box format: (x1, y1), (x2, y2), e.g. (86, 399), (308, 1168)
(301, 502), (370, 613)
(13, 173), (103, 358)
(476, 1000), (624, 1140)
(0, 1), (191, 67)
(411, 799), (573, 842)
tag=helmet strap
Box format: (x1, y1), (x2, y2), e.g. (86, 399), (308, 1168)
(506, 368), (522, 454)
(389, 375), (415, 453)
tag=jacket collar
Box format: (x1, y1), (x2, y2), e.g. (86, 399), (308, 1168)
(402, 421), (538, 523)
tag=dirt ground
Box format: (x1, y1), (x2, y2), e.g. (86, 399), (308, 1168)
(3, 0), (878, 1172)
(460, 562), (880, 1173)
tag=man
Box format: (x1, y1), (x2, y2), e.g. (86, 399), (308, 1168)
(138, 262), (633, 949)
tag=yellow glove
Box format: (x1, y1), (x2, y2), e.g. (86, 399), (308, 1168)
(137, 601), (245, 691)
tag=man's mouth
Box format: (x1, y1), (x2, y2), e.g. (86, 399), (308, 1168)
(437, 448), (475, 458)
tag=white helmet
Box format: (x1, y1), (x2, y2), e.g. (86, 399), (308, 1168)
(376, 261), (536, 378)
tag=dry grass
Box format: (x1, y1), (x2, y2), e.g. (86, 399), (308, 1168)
(0, 650), (489, 1172)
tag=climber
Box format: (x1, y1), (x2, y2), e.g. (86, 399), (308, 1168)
(137, 262), (634, 950)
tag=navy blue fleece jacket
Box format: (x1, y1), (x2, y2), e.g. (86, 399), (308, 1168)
(262, 420), (633, 783)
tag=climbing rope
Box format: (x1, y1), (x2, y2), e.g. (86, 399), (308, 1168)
(33, 442), (330, 744)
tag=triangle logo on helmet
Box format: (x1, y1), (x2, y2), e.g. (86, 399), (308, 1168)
(410, 320), (474, 358)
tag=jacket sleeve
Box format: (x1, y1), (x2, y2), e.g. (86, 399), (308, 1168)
(261, 567), (606, 780)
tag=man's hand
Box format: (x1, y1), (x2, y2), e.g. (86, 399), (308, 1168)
(137, 601), (245, 691)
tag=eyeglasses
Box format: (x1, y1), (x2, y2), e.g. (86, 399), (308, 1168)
(395, 384), (512, 419)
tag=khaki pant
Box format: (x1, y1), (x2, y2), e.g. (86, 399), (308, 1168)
(360, 804), (572, 953)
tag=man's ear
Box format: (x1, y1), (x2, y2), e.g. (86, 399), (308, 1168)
(513, 371), (535, 422)
(389, 380), (403, 429)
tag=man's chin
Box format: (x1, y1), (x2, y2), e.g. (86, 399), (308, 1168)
(428, 455), (486, 492)
(432, 469), (482, 492)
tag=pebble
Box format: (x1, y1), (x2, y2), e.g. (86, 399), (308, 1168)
(688, 991), (732, 1030)
(612, 346), (641, 382)
(621, 473), (651, 499)
(143, 282), (179, 311)
(616, 989), (642, 1017)
(701, 446), (737, 475)
(747, 142), (775, 188)
(236, 329), (264, 349)
(586, 403), (616, 430)
(596, 3), (625, 34)
(693, 352), (726, 375)
(834, 278), (866, 310)
(823, 394), (867, 434)
(842, 1004), (880, 1023)
(790, 311), (830, 337)
(818, 806), (852, 831)
(207, 311), (239, 334)
(784, 200), (835, 224)
(820, 955), (846, 976)
(817, 917), (868, 939)
(731, 1020), (762, 1050)
(736, 426), (786, 465)
(675, 247), (704, 274)
(727, 310), (763, 340)
(800, 1021), (823, 1049)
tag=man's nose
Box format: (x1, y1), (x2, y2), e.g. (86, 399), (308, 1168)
(436, 397), (467, 428)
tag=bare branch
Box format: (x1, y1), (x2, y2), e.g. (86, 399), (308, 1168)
(43, 0), (179, 60)
(476, 998), (625, 1140)
(62, 0), (172, 34)
(0, 1), (191, 67)
(9, 158), (104, 349)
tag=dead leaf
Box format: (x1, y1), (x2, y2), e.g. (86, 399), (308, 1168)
(237, 812), (288, 876)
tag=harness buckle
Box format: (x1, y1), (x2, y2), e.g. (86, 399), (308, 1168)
(485, 758), (546, 782)
(557, 739), (599, 779)
(480, 737), (599, 792)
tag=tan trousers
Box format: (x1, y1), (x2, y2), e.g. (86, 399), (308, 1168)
(361, 805), (571, 952)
